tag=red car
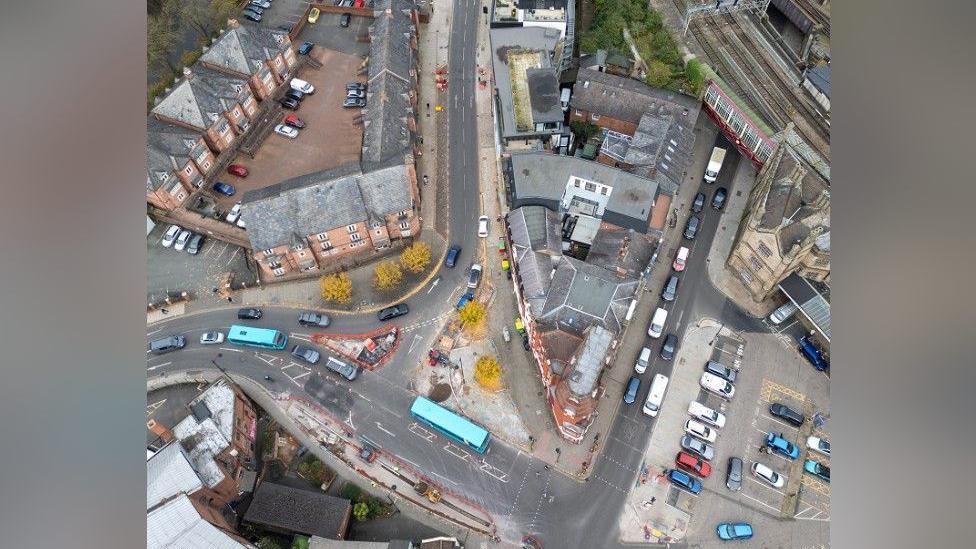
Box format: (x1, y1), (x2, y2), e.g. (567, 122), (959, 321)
(283, 114), (306, 129)
(676, 451), (712, 477)
(226, 164), (249, 177)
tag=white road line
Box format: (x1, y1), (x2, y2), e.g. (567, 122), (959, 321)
(147, 328), (164, 336)
(408, 334), (423, 354)
(746, 476), (788, 497)
(736, 490), (782, 513)
(292, 371), (311, 381)
(376, 422), (396, 437)
(147, 362), (171, 371)
(219, 347), (242, 353)
(795, 515), (831, 522)
(398, 456), (422, 469)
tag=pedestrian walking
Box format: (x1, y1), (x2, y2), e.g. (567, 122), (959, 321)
(650, 497), (656, 504)
(160, 308), (169, 314)
(227, 296), (233, 303)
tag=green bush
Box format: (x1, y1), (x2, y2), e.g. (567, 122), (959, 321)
(353, 502), (369, 521)
(685, 58), (706, 96)
(366, 496), (384, 518)
(340, 483), (362, 502)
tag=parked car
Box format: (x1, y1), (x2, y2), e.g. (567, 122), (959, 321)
(685, 419), (717, 443)
(751, 461), (784, 488)
(716, 523), (753, 541)
(298, 41), (314, 55)
(274, 124), (299, 139)
(161, 224), (181, 247)
(799, 336), (830, 371)
(281, 97), (300, 110)
(340, 13), (351, 27)
(478, 216), (490, 237)
(456, 291), (474, 311)
(346, 82), (367, 91)
(692, 192), (705, 213)
(284, 88), (305, 102)
(467, 264), (483, 289)
(806, 436), (830, 457)
(343, 97), (366, 108)
(660, 333), (678, 360)
(803, 459), (830, 482)
(325, 356), (360, 381)
(726, 457), (743, 491)
(200, 331), (224, 345)
(377, 303), (409, 321)
(445, 245), (461, 268)
(308, 7), (321, 23)
(667, 469), (702, 495)
(700, 372), (735, 399)
(242, 10), (262, 22)
(290, 78), (315, 94)
(186, 233), (205, 255)
(227, 164), (249, 177)
(765, 432), (800, 459)
(769, 402), (805, 427)
(359, 445), (378, 463)
(672, 246), (689, 272)
(684, 215), (701, 240)
(237, 308), (263, 320)
(688, 401), (726, 428)
(680, 435), (714, 461)
(346, 89), (366, 99)
(298, 312), (331, 328)
(226, 203), (242, 224)
(768, 301), (798, 324)
(623, 377), (640, 404)
(212, 181), (236, 196)
(676, 451), (712, 478)
(283, 114), (306, 129)
(290, 344), (321, 364)
(244, 4), (263, 15)
(704, 360), (737, 383)
(173, 229), (192, 251)
(149, 335), (186, 355)
(662, 274), (679, 302)
(712, 187), (728, 210)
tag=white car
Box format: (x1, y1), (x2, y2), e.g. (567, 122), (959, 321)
(226, 203), (242, 223)
(199, 331), (225, 345)
(806, 436), (830, 457)
(751, 462), (785, 488)
(688, 401), (726, 428)
(290, 77), (315, 94)
(684, 419), (717, 443)
(274, 124), (299, 139)
(173, 229), (193, 251)
(700, 372), (735, 399)
(478, 216), (489, 237)
(161, 224), (181, 247)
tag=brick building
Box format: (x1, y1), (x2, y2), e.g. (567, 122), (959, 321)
(147, 119), (217, 211)
(198, 19), (299, 100)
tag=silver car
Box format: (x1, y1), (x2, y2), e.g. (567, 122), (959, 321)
(680, 434), (714, 461)
(199, 331), (225, 345)
(290, 344), (320, 364)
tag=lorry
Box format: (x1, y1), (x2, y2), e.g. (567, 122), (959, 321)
(704, 147), (727, 183)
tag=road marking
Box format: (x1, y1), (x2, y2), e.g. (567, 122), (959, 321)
(147, 362), (171, 371)
(736, 490), (782, 513)
(746, 476), (787, 497)
(408, 334), (423, 354)
(219, 347), (242, 353)
(409, 422), (435, 441)
(444, 443), (471, 461)
(147, 399), (167, 417)
(375, 422), (396, 437)
(147, 327), (164, 336)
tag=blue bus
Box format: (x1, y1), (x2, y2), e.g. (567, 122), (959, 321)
(227, 325), (288, 350)
(410, 396), (490, 454)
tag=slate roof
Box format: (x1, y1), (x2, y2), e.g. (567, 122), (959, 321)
(490, 26), (562, 138)
(146, 442), (203, 510)
(585, 224), (655, 278)
(200, 20), (291, 77)
(624, 107), (700, 188)
(538, 257), (637, 335)
(566, 326), (614, 396)
(806, 65), (830, 97)
(147, 119), (206, 192)
(244, 482), (351, 539)
(539, 328), (583, 376)
(578, 49), (607, 70)
(507, 205), (562, 255)
(147, 494), (246, 549)
(152, 70), (240, 130)
(570, 68), (699, 127)
(526, 67), (563, 124)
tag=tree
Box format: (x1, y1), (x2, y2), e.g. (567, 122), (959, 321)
(298, 457), (330, 486)
(400, 241), (432, 273)
(147, 14), (179, 77)
(459, 301), (487, 328)
(320, 272), (353, 304)
(474, 356), (503, 392)
(570, 120), (599, 144)
(645, 59), (673, 88)
(177, 0), (237, 42)
(353, 502), (370, 521)
(256, 537), (283, 549)
(373, 261), (403, 290)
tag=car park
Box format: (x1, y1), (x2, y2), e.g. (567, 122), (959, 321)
(346, 82), (367, 91)
(672, 246), (689, 272)
(680, 435), (715, 461)
(725, 457), (743, 491)
(751, 461), (785, 488)
(467, 264), (483, 289)
(704, 360), (737, 383)
(712, 187), (728, 210)
(660, 333), (678, 360)
(283, 114), (306, 129)
(765, 432), (800, 459)
(226, 203), (242, 224)
(700, 372), (735, 399)
(242, 10), (262, 22)
(186, 234), (205, 255)
(227, 164), (249, 177)
(692, 192), (705, 213)
(325, 356), (360, 381)
(377, 303), (409, 321)
(340, 13), (351, 27)
(149, 335), (186, 354)
(662, 274), (679, 302)
(667, 469), (702, 495)
(445, 245), (460, 268)
(716, 523), (753, 541)
(173, 229), (192, 251)
(623, 377), (640, 404)
(768, 301), (798, 324)
(803, 459), (830, 482)
(290, 78), (314, 94)
(769, 402), (805, 427)
(284, 88), (305, 102)
(676, 451), (712, 478)
(199, 331), (224, 345)
(688, 401), (726, 428)
(274, 124), (299, 139)
(343, 97), (366, 108)
(308, 7), (320, 23)
(298, 312), (330, 328)
(346, 89), (365, 99)
(290, 344), (321, 364)
(685, 419), (717, 443)
(281, 97), (300, 110)
(161, 224), (181, 247)
(478, 216), (490, 237)
(806, 436), (830, 457)
(634, 347), (651, 374)
(298, 41), (314, 55)
(237, 308), (263, 320)
(684, 215), (701, 240)
(212, 181), (236, 196)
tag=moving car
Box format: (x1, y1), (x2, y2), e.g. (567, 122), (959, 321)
(765, 432), (800, 459)
(623, 376), (640, 404)
(691, 192), (705, 213)
(676, 451), (712, 478)
(227, 164), (249, 177)
(343, 97), (366, 108)
(700, 372), (735, 399)
(712, 187), (728, 210)
(806, 436), (830, 457)
(290, 78), (315, 94)
(298, 311), (331, 328)
(803, 459), (830, 482)
(684, 215), (701, 240)
(274, 124), (299, 139)
(283, 114), (306, 129)
(186, 233), (205, 255)
(704, 360), (736, 383)
(661, 274), (679, 302)
(685, 419), (717, 443)
(751, 461), (784, 488)
(688, 401), (726, 428)
(768, 301), (798, 324)
(149, 335), (186, 355)
(672, 246), (689, 272)
(346, 82), (367, 91)
(377, 303), (409, 321)
(173, 229), (192, 251)
(161, 224), (181, 247)
(477, 216), (490, 237)
(660, 333), (678, 360)
(281, 97), (300, 110)
(769, 402), (805, 427)
(298, 41), (314, 55)
(726, 457), (743, 491)
(290, 344), (320, 364)
(346, 89), (366, 99)
(445, 245), (460, 268)
(680, 435), (714, 461)
(716, 523), (753, 541)
(467, 264), (483, 289)
(237, 308), (263, 320)
(212, 181), (236, 196)
(340, 13), (351, 27)
(226, 203), (242, 224)
(242, 10), (262, 22)
(667, 469), (702, 495)
(199, 331), (224, 345)
(308, 7), (321, 23)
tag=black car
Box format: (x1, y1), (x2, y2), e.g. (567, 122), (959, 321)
(377, 303), (409, 321)
(298, 312), (331, 328)
(340, 13), (351, 27)
(691, 192), (705, 213)
(280, 97), (300, 110)
(290, 344), (320, 364)
(726, 457), (743, 491)
(237, 308), (263, 320)
(343, 97), (366, 108)
(684, 216), (701, 240)
(298, 41), (314, 55)
(242, 11), (262, 22)
(521, 335), (530, 350)
(660, 333), (678, 360)
(346, 82), (367, 91)
(769, 402), (805, 427)
(186, 234), (206, 255)
(284, 88), (305, 102)
(712, 187), (728, 210)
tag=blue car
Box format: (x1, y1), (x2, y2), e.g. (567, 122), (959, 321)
(298, 41), (314, 55)
(212, 182), (236, 196)
(667, 469), (702, 495)
(456, 291), (473, 311)
(716, 522), (753, 541)
(799, 336), (829, 371)
(765, 432), (799, 459)
(803, 459), (830, 482)
(623, 377), (640, 404)
(445, 245), (461, 268)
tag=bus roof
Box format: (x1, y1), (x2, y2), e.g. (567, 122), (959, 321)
(228, 325), (280, 340)
(410, 397), (488, 446)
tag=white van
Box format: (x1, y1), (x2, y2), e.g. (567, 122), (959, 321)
(642, 374), (669, 417)
(560, 88), (571, 111)
(290, 77), (315, 94)
(768, 302), (798, 324)
(700, 372), (735, 399)
(635, 347), (651, 374)
(647, 307), (668, 338)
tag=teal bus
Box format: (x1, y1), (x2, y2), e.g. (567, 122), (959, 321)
(227, 325), (288, 350)
(410, 396), (491, 454)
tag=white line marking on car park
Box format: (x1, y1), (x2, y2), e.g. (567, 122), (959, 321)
(736, 490), (782, 513)
(219, 347), (242, 353)
(147, 328), (163, 336)
(444, 443), (470, 461)
(746, 476), (788, 497)
(147, 362), (171, 371)
(376, 422), (396, 437)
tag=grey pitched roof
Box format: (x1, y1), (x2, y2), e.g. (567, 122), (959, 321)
(585, 224), (655, 278)
(507, 205), (562, 255)
(243, 482), (351, 539)
(200, 21), (290, 76)
(570, 68), (700, 126)
(538, 257), (636, 335)
(756, 133), (830, 246)
(146, 442), (203, 510)
(152, 70), (239, 130)
(806, 65), (830, 97)
(578, 49), (607, 70)
(526, 67), (563, 124)
(147, 119), (205, 192)
(490, 26), (562, 138)
(566, 325), (614, 396)
(622, 106), (700, 188)
(358, 163), (414, 223)
(192, 66), (251, 104)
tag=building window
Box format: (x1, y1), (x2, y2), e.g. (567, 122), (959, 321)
(399, 221), (410, 230)
(749, 255), (763, 271)
(184, 165), (193, 175)
(599, 187), (608, 195)
(273, 268), (285, 276)
(346, 224), (357, 233)
(177, 193), (186, 201)
(202, 161), (212, 171)
(757, 242), (773, 258)
(398, 210), (408, 217)
(575, 109), (582, 116)
(669, 139), (678, 147)
(737, 267), (753, 283)
(317, 233), (328, 241)
(298, 251), (306, 258)
(321, 242), (333, 251)
(590, 113), (601, 121)
(815, 256), (829, 266)
(584, 182), (596, 192)
(350, 232), (362, 241)
(573, 179), (580, 188)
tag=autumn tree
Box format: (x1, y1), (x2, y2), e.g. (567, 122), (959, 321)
(400, 241), (432, 273)
(474, 356), (503, 392)
(320, 272), (353, 304)
(373, 261), (403, 290)
(459, 300), (487, 328)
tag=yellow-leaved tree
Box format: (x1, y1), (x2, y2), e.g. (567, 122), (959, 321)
(474, 355), (503, 392)
(373, 261), (403, 290)
(400, 241), (432, 273)
(459, 300), (487, 329)
(319, 272), (352, 304)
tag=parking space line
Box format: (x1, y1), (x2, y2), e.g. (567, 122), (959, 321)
(736, 490), (782, 513)
(800, 474), (830, 496)
(745, 476), (787, 498)
(764, 416), (801, 432)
